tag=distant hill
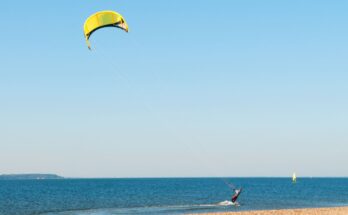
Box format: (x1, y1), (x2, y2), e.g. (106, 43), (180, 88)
(0, 174), (64, 180)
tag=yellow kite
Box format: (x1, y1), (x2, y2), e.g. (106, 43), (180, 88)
(83, 10), (129, 49)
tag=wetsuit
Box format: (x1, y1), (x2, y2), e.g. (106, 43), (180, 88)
(231, 188), (242, 203)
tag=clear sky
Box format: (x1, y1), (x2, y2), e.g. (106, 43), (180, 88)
(1, 0), (347, 178)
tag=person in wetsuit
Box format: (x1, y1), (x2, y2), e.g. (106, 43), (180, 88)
(231, 188), (242, 203)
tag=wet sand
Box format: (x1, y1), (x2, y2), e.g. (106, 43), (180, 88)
(194, 206), (348, 215)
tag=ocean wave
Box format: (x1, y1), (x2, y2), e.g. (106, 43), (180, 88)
(40, 201), (237, 215)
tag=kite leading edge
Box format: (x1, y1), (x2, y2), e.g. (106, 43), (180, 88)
(83, 10), (129, 50)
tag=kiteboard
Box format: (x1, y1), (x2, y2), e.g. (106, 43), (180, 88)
(218, 200), (240, 206)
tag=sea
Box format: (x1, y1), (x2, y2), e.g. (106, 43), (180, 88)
(1, 178), (348, 215)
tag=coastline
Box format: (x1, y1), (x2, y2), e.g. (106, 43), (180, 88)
(193, 206), (348, 215)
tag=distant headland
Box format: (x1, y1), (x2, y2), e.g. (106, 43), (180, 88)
(0, 174), (64, 180)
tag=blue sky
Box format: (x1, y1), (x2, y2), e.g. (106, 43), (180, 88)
(1, 1), (347, 177)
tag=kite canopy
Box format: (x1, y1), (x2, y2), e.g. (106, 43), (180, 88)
(83, 10), (128, 49)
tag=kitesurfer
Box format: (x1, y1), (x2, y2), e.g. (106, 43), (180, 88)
(231, 188), (242, 203)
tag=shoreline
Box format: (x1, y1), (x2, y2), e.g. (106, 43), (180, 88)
(193, 206), (348, 215)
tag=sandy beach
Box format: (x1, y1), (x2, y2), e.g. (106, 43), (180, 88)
(194, 207), (348, 215)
